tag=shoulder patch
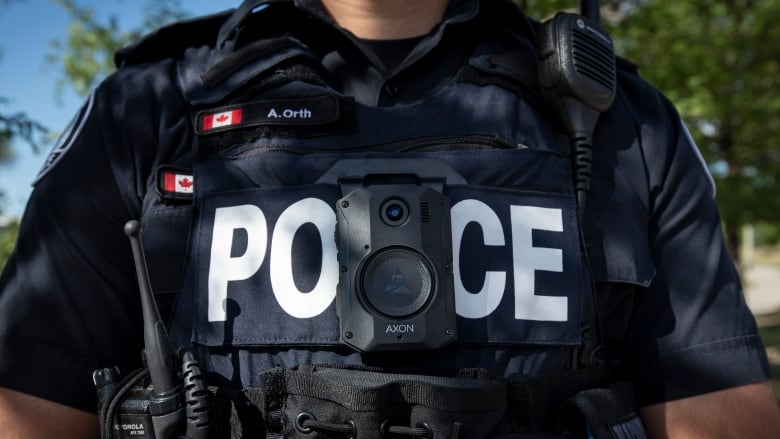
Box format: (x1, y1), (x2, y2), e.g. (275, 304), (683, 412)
(33, 92), (95, 186)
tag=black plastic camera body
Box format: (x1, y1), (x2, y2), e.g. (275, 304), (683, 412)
(320, 159), (462, 352)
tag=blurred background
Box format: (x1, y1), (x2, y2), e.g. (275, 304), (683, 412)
(1, 0), (779, 399)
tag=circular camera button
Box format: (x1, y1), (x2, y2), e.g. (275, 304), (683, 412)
(361, 247), (432, 318)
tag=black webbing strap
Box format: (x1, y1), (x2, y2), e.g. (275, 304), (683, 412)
(201, 36), (301, 89)
(216, 0), (291, 50)
(208, 365), (616, 438)
(208, 386), (267, 439)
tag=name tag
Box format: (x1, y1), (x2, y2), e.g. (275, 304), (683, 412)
(195, 95), (341, 134)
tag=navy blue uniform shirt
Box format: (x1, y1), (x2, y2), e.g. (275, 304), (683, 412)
(0, 0), (770, 413)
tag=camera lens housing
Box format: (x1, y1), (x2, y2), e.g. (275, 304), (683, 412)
(335, 183), (457, 352)
(381, 199), (408, 226)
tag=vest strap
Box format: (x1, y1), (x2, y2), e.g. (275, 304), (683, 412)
(206, 365), (634, 438)
(217, 0), (290, 50)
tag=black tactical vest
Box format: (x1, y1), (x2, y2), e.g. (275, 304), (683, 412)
(112, 1), (649, 437)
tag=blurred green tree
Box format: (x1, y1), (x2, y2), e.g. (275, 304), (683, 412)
(47, 0), (187, 99)
(611, 0), (780, 261)
(0, 0), (188, 271)
(0, 216), (19, 268)
(0, 98), (47, 162)
(523, 1), (780, 261)
(1, 0), (47, 272)
(0, 0), (47, 165)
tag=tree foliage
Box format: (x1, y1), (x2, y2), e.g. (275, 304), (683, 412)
(0, 0), (47, 262)
(47, 0), (188, 98)
(522, 1), (780, 257)
(0, 0), (47, 163)
(0, 217), (19, 269)
(604, 0), (780, 256)
(0, 0), (188, 271)
(0, 98), (48, 160)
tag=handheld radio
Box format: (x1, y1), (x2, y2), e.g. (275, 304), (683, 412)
(93, 221), (211, 439)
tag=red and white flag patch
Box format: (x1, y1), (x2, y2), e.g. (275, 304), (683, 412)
(202, 109), (243, 131)
(156, 166), (194, 202)
(164, 171), (194, 193)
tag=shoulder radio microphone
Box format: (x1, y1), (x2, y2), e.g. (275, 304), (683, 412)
(536, 0), (617, 220)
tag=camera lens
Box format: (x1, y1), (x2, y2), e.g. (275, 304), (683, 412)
(385, 203), (404, 221)
(380, 198), (409, 226)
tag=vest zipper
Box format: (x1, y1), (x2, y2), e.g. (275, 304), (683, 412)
(225, 134), (525, 157)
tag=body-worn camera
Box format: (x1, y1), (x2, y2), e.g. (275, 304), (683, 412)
(319, 159), (464, 352)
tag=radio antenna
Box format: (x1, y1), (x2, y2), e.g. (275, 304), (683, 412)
(125, 220), (178, 394)
(125, 220), (184, 437)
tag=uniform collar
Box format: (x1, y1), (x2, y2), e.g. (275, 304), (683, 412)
(292, 0), (481, 34)
(291, 0), (482, 75)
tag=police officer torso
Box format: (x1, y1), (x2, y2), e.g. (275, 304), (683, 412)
(116, 0), (653, 436)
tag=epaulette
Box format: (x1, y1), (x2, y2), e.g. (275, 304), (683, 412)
(114, 10), (234, 68)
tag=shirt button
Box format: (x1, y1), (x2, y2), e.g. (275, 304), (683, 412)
(383, 83), (400, 98)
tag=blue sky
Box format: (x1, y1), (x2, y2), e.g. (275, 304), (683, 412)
(0, 0), (228, 218)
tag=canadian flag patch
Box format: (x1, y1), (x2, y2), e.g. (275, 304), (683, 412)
(156, 166), (194, 202)
(201, 109), (243, 131)
(164, 172), (194, 193)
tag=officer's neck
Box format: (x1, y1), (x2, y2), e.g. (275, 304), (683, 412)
(321, 0), (448, 39)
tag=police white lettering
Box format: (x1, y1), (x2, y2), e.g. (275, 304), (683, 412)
(511, 206), (566, 321)
(270, 198), (338, 318)
(386, 324), (414, 333)
(451, 199), (506, 319)
(205, 199), (567, 322)
(208, 205), (267, 322)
